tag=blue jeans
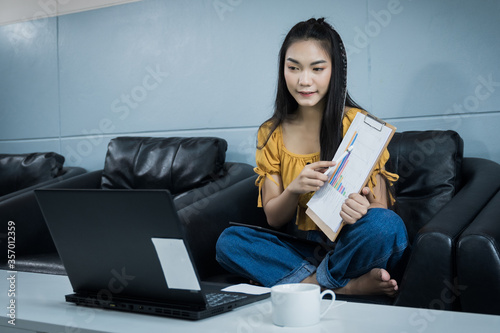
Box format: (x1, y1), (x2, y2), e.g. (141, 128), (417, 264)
(215, 208), (409, 289)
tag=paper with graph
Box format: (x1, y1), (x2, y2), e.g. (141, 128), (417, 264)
(306, 111), (395, 241)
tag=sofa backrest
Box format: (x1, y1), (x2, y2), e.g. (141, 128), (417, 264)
(0, 152), (65, 197)
(100, 136), (228, 195)
(386, 131), (464, 243)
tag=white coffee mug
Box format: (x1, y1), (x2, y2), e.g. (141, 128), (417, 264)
(271, 283), (335, 327)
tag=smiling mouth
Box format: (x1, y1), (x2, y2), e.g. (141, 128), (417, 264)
(299, 91), (316, 97)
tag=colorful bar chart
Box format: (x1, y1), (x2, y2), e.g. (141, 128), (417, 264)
(328, 132), (358, 196)
(329, 158), (349, 196)
(306, 112), (395, 241)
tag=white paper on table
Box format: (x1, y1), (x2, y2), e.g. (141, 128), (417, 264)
(151, 238), (201, 291)
(222, 284), (271, 295)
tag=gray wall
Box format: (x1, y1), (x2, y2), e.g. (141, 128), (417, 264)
(1, 0), (499, 171)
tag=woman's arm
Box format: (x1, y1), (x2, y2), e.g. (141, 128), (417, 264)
(262, 161), (335, 229)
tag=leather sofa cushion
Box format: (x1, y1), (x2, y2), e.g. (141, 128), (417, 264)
(386, 131), (463, 242)
(101, 137), (228, 195)
(0, 152), (65, 196)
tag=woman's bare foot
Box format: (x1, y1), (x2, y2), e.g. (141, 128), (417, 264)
(335, 268), (398, 296)
(249, 280), (262, 286)
(301, 273), (320, 285)
(300, 269), (398, 297)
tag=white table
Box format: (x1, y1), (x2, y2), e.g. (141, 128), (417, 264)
(1, 270), (499, 333)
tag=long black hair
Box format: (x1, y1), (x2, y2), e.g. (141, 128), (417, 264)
(259, 18), (362, 161)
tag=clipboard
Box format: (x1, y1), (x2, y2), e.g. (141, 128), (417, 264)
(306, 111), (396, 242)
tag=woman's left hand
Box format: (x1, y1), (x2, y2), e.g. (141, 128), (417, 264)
(340, 187), (371, 224)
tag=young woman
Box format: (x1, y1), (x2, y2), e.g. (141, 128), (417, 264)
(216, 18), (408, 296)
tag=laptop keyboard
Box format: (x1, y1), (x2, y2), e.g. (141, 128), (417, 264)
(206, 292), (247, 307)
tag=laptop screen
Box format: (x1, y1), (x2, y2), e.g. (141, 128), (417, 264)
(36, 189), (208, 307)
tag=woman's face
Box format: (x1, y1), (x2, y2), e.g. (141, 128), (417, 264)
(284, 39), (332, 110)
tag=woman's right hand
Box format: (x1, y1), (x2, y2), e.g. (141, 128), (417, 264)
(286, 161), (335, 195)
(262, 160), (335, 228)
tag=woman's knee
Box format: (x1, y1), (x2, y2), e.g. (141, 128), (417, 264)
(368, 209), (408, 247)
(216, 226), (261, 257)
(342, 208), (408, 244)
(365, 208), (405, 229)
(371, 207), (405, 226)
(216, 226), (242, 255)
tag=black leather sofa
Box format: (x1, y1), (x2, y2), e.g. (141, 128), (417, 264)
(16, 137), (257, 276)
(0, 152), (86, 272)
(209, 130), (500, 313)
(457, 189), (500, 315)
(204, 130), (500, 312)
(0, 152), (80, 200)
(385, 131), (500, 311)
(4, 133), (500, 314)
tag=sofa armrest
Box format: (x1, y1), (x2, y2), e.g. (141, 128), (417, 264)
(41, 169), (102, 190)
(394, 158), (500, 310)
(0, 167), (86, 203)
(172, 162), (254, 210)
(0, 167), (88, 259)
(457, 189), (500, 315)
(177, 175), (267, 280)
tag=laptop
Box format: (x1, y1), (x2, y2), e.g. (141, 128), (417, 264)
(35, 188), (270, 320)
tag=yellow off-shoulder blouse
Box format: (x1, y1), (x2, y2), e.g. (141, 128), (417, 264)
(254, 107), (399, 231)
